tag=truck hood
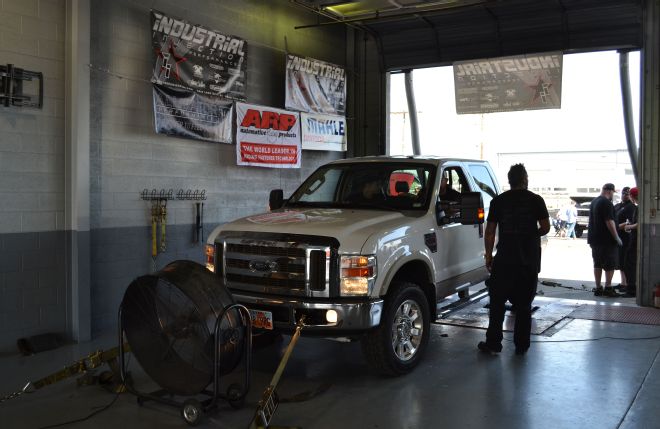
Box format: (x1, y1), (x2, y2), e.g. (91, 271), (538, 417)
(218, 208), (417, 252)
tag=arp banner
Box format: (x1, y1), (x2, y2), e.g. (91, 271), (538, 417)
(453, 51), (563, 114)
(151, 9), (247, 100)
(301, 112), (346, 151)
(153, 84), (233, 143)
(285, 53), (346, 116)
(235, 102), (301, 169)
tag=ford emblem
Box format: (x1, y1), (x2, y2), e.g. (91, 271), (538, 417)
(249, 260), (279, 272)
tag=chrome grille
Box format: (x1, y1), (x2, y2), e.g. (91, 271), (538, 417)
(220, 237), (332, 297)
(226, 243), (305, 258)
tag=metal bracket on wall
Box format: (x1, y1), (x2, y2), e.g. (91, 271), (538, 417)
(0, 64), (43, 108)
(175, 190), (207, 243)
(176, 189), (207, 201)
(140, 189), (174, 201)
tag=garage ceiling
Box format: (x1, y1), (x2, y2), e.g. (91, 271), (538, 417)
(294, 0), (643, 70)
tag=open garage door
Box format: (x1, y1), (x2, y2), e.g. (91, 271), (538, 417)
(294, 0), (642, 70)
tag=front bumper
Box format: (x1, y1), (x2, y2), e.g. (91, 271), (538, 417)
(231, 292), (384, 333)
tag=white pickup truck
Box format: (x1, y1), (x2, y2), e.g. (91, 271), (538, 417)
(206, 156), (500, 375)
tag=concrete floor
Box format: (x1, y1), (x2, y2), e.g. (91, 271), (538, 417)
(1, 237), (659, 429)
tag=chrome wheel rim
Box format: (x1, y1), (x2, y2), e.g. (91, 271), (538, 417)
(391, 299), (423, 361)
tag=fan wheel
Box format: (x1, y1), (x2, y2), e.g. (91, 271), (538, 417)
(181, 399), (203, 426)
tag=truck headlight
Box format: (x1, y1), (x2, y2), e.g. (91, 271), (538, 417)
(340, 255), (376, 296)
(205, 244), (215, 272)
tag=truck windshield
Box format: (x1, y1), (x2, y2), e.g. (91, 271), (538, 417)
(287, 162), (436, 211)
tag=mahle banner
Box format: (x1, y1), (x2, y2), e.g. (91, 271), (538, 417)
(285, 53), (346, 116)
(235, 102), (301, 169)
(151, 10), (247, 100)
(301, 112), (346, 152)
(453, 52), (563, 114)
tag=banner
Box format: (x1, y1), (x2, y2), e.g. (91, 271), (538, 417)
(151, 10), (247, 100)
(453, 52), (562, 114)
(285, 54), (346, 115)
(235, 102), (301, 168)
(152, 85), (233, 143)
(301, 112), (346, 151)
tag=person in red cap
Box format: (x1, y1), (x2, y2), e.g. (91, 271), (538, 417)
(621, 187), (639, 297)
(615, 187), (635, 291)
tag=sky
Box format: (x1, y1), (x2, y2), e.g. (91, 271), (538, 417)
(388, 51), (641, 170)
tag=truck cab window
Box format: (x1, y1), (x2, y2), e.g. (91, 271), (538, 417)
(439, 167), (468, 202)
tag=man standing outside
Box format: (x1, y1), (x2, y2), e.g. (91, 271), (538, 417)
(587, 183), (623, 297)
(479, 164), (550, 356)
(564, 200), (578, 239)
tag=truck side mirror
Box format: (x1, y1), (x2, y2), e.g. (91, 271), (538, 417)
(458, 192), (485, 225)
(269, 189), (284, 210)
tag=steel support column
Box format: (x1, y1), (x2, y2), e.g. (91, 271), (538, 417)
(638, 0), (660, 306)
(65, 0), (91, 341)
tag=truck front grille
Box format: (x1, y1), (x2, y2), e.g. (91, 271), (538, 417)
(226, 273), (306, 289)
(219, 235), (336, 297)
(226, 243), (306, 258)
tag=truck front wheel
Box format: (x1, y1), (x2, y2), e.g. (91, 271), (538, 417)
(361, 281), (430, 376)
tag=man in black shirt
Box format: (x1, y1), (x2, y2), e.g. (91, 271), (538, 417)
(587, 183), (623, 297)
(439, 172), (461, 202)
(614, 187), (635, 291)
(479, 164), (550, 356)
(621, 187), (639, 297)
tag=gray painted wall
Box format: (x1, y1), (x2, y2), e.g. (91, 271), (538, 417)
(0, 0), (66, 351)
(87, 0), (345, 334)
(0, 0), (349, 350)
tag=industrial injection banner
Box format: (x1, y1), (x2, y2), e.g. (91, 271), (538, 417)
(235, 102), (301, 168)
(453, 51), (563, 114)
(301, 112), (347, 151)
(152, 84), (233, 143)
(285, 53), (346, 116)
(151, 9), (247, 100)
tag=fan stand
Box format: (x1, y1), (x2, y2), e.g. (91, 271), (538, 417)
(118, 303), (252, 426)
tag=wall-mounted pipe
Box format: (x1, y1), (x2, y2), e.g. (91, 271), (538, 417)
(619, 50), (639, 185)
(404, 70), (421, 155)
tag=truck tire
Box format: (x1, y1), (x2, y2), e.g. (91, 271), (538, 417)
(361, 281), (430, 376)
(575, 226), (584, 238)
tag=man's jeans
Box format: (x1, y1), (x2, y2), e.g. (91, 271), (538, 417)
(565, 221), (576, 238)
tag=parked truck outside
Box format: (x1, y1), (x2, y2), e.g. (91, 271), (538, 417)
(206, 156), (501, 375)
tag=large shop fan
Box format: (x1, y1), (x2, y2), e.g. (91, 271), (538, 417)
(118, 260), (252, 426)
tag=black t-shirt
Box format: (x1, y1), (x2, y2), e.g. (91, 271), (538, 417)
(615, 200), (635, 239)
(587, 195), (616, 246)
(487, 189), (549, 270)
(630, 204), (638, 246)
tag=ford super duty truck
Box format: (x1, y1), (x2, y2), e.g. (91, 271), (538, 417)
(206, 156), (500, 375)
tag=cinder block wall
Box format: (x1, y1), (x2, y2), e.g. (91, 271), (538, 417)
(88, 0), (345, 333)
(0, 0), (66, 351)
(0, 0), (347, 350)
